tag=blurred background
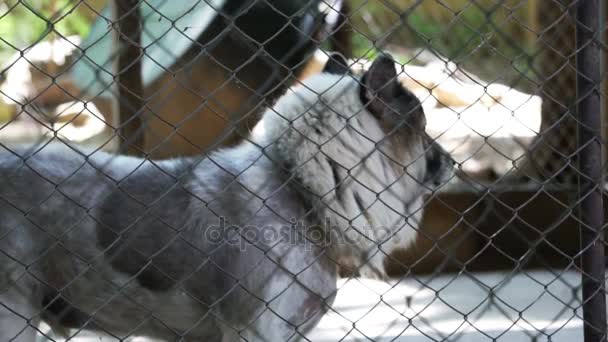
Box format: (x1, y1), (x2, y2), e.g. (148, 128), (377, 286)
(0, 0), (601, 276)
(1, 1), (606, 341)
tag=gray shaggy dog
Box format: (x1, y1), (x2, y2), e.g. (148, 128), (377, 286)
(0, 54), (453, 341)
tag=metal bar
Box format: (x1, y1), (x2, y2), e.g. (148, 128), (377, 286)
(601, 0), (607, 168)
(114, 0), (145, 155)
(576, 1), (606, 342)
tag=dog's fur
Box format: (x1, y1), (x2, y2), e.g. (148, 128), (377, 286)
(0, 54), (453, 341)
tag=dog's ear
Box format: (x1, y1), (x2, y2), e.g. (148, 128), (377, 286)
(323, 53), (349, 75)
(360, 54), (399, 117)
(360, 54), (422, 126)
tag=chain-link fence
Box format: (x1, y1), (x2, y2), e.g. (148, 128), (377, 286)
(0, 0), (605, 341)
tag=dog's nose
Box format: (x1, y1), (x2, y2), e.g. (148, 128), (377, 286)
(424, 143), (455, 188)
(427, 153), (442, 176)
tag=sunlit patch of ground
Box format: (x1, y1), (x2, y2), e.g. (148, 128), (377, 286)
(36, 270), (584, 342)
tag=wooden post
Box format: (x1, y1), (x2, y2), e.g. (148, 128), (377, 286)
(113, 0), (145, 155)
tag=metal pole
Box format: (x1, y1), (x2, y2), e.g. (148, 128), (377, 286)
(114, 0), (145, 155)
(576, 1), (606, 342)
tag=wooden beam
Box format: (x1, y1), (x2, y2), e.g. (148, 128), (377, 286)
(113, 0), (144, 155)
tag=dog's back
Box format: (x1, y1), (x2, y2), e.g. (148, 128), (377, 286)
(0, 145), (204, 339)
(0, 143), (336, 341)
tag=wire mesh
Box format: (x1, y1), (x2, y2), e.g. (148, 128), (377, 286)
(0, 0), (605, 341)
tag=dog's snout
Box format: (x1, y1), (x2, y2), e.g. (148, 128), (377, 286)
(424, 141), (454, 187)
(427, 150), (442, 177)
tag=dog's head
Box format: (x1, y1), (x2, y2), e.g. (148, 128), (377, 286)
(355, 54), (454, 191)
(322, 53), (455, 278)
(257, 53), (454, 279)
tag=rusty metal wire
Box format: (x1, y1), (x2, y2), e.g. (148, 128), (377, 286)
(0, 0), (605, 341)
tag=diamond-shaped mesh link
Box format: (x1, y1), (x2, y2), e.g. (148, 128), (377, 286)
(0, 0), (605, 341)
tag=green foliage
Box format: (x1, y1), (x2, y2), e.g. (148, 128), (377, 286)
(0, 0), (91, 60)
(351, 32), (380, 60)
(346, 0), (536, 85)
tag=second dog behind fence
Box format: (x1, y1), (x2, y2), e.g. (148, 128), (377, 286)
(0, 54), (453, 341)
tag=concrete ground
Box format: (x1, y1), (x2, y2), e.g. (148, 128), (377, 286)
(36, 270), (586, 341)
(309, 270), (584, 341)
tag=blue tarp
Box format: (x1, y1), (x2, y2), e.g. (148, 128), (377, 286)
(71, 0), (226, 98)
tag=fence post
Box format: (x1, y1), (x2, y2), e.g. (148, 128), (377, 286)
(113, 0), (145, 155)
(576, 1), (606, 342)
